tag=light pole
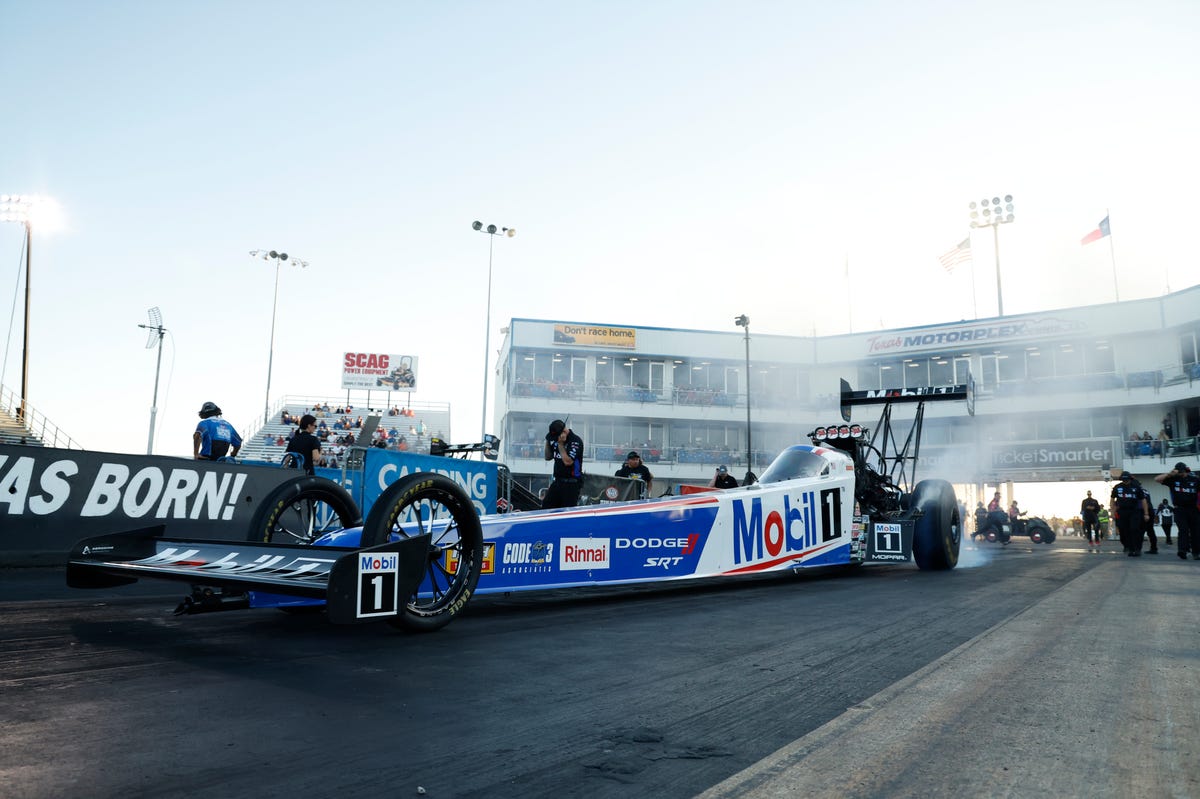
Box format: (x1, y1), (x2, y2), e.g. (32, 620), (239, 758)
(735, 314), (753, 484)
(138, 307), (167, 454)
(0, 194), (41, 421)
(968, 195), (1015, 316)
(250, 249), (308, 426)
(472, 221), (515, 448)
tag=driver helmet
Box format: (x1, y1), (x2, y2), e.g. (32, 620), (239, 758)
(198, 401), (222, 419)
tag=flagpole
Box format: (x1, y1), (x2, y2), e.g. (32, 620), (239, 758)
(1106, 208), (1119, 302)
(844, 252), (852, 333)
(969, 233), (978, 319)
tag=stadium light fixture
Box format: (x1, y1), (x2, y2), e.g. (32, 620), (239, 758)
(0, 193), (59, 422)
(250, 249), (309, 427)
(968, 195), (1015, 316)
(473, 221), (515, 454)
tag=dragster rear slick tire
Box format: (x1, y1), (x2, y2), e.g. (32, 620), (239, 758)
(910, 479), (960, 570)
(360, 473), (484, 633)
(247, 476), (361, 545)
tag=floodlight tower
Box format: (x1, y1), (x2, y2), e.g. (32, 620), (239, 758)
(735, 314), (753, 484)
(0, 193), (50, 421)
(250, 249), (308, 426)
(138, 307), (167, 454)
(472, 221), (516, 451)
(968, 195), (1015, 316)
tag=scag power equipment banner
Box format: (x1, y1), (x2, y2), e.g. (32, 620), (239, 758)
(341, 352), (418, 391)
(0, 445), (295, 565)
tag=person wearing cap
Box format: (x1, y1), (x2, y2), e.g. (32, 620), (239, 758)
(709, 465), (739, 489)
(1080, 490), (1102, 548)
(1155, 462), (1200, 560)
(542, 419), (584, 509)
(193, 401), (242, 461)
(1110, 471), (1151, 556)
(614, 451), (654, 498)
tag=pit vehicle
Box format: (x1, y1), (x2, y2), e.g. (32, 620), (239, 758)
(67, 380), (971, 632)
(975, 510), (1056, 544)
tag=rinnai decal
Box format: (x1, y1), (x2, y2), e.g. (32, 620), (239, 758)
(0, 454), (248, 521)
(559, 538), (611, 570)
(866, 317), (1086, 355)
(731, 489), (842, 567)
(553, 324), (637, 349)
(340, 352), (418, 391)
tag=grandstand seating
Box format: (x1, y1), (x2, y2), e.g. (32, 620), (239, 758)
(238, 397), (451, 465)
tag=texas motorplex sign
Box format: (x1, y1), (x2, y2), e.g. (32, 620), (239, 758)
(341, 352), (418, 391)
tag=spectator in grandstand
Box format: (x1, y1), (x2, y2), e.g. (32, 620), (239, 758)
(615, 451), (654, 497)
(543, 419), (584, 509)
(193, 401), (242, 461)
(274, 434), (285, 446)
(709, 465), (739, 489)
(284, 414), (324, 475)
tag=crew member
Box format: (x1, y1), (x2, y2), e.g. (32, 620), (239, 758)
(614, 451), (653, 498)
(1155, 462), (1200, 560)
(1138, 479), (1158, 554)
(987, 491), (1001, 512)
(1156, 499), (1174, 546)
(1110, 471), (1150, 557)
(285, 414), (324, 475)
(542, 419), (584, 509)
(973, 502), (988, 542)
(1080, 490), (1102, 547)
(193, 401), (242, 461)
(709, 465), (739, 489)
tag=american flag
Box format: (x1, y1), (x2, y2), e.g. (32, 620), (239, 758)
(938, 238), (972, 272)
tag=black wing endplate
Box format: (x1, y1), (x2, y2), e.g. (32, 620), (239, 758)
(67, 526), (430, 624)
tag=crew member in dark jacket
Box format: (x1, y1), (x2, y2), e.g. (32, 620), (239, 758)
(614, 451), (653, 498)
(1156, 462), (1200, 560)
(1110, 471), (1150, 556)
(543, 419), (584, 509)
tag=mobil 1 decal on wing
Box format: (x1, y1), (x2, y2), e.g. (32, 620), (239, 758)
(730, 488), (842, 566)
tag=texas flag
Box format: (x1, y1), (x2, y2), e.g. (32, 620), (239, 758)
(1081, 216), (1111, 245)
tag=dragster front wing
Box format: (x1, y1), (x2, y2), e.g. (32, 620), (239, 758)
(66, 526), (431, 624)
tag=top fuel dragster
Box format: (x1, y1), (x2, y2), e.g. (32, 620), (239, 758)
(67, 380), (971, 632)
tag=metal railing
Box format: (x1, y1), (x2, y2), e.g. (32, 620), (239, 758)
(0, 383), (83, 449)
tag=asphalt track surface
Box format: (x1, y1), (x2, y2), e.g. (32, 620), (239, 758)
(2, 537), (1198, 799)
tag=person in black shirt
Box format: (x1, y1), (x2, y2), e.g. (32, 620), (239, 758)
(542, 419), (584, 509)
(1110, 471), (1151, 556)
(1155, 462), (1200, 560)
(1080, 490), (1102, 547)
(709, 465), (739, 489)
(285, 414), (324, 475)
(1156, 499), (1174, 546)
(614, 451), (654, 498)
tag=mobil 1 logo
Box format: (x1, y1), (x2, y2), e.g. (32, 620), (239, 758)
(867, 520), (912, 563)
(357, 552), (400, 618)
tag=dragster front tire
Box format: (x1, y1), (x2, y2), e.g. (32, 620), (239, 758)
(360, 473), (484, 633)
(247, 476), (361, 544)
(910, 479), (960, 570)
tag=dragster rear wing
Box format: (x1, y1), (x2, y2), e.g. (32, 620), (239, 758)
(66, 527), (430, 624)
(839, 376), (975, 422)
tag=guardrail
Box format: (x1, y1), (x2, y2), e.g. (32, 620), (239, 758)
(0, 383), (82, 449)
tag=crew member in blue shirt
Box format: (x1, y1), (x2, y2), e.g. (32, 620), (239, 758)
(193, 401), (243, 460)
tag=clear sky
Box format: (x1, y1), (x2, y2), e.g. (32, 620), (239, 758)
(2, 1), (1198, 466)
